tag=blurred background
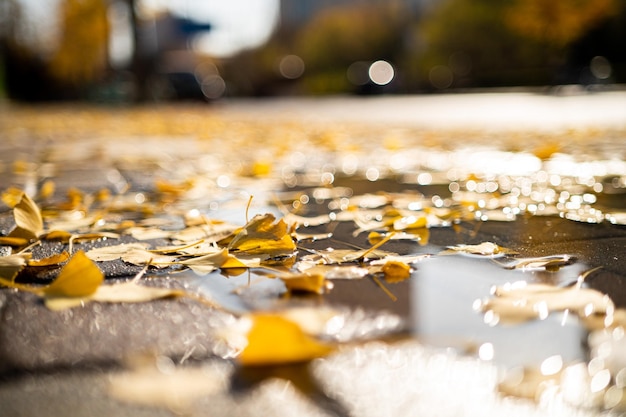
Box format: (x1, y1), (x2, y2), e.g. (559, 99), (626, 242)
(1, 0), (625, 102)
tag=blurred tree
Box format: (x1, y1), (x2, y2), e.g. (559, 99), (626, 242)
(1, 0), (110, 100)
(418, 0), (543, 88)
(294, 3), (408, 94)
(505, 0), (619, 48)
(49, 0), (109, 86)
(417, 0), (624, 89)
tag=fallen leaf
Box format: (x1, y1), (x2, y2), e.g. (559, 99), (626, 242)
(86, 243), (176, 267)
(108, 361), (229, 412)
(495, 254), (576, 271)
(227, 213), (296, 257)
(39, 230), (73, 242)
(368, 230), (430, 245)
(0, 236), (31, 247)
(441, 242), (516, 257)
(9, 192), (44, 240)
(28, 251), (70, 267)
(171, 224), (236, 244)
(125, 226), (173, 241)
(271, 271), (328, 294)
(283, 212), (331, 228)
(237, 313), (334, 366)
(380, 260), (412, 283)
(0, 253), (31, 280)
(369, 253), (430, 265)
(1, 187), (26, 208)
(292, 231), (333, 242)
(296, 262), (370, 280)
(179, 248), (245, 275)
(475, 281), (614, 325)
(42, 250), (104, 298)
(45, 279), (185, 310)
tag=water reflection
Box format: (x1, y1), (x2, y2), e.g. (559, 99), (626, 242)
(413, 253), (589, 367)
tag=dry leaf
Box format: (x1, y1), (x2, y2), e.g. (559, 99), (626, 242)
(368, 230), (430, 245)
(86, 243), (175, 267)
(45, 279), (185, 310)
(228, 213), (296, 257)
(171, 224), (236, 244)
(108, 361), (228, 411)
(0, 253), (31, 280)
(305, 247), (396, 265)
(125, 226), (173, 241)
(495, 254), (576, 271)
(392, 214), (428, 231)
(475, 281), (614, 325)
(292, 231), (333, 242)
(283, 212), (331, 228)
(369, 253), (430, 265)
(180, 248), (234, 275)
(380, 260), (412, 283)
(92, 281), (184, 303)
(0, 236), (31, 247)
(9, 192), (44, 240)
(276, 272), (328, 294)
(237, 313), (334, 366)
(441, 242), (516, 257)
(39, 230), (73, 241)
(1, 187), (25, 208)
(28, 251), (70, 267)
(43, 250), (104, 298)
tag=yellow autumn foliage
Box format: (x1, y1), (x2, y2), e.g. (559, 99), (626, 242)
(238, 314), (334, 366)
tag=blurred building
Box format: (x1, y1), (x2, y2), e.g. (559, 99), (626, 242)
(279, 0), (426, 29)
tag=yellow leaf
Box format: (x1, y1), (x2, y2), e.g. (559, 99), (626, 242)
(43, 251), (104, 298)
(381, 260), (411, 283)
(281, 272), (328, 294)
(180, 248), (254, 275)
(38, 180), (56, 200)
(251, 160), (272, 177)
(10, 192), (44, 240)
(0, 236), (31, 247)
(28, 251), (71, 267)
(238, 314), (334, 366)
(40, 230), (73, 242)
(228, 214), (296, 257)
(1, 187), (25, 208)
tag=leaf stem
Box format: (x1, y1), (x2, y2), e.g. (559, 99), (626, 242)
(372, 275), (397, 302)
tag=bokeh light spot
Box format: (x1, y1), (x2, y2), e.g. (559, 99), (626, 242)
(279, 54), (305, 79)
(368, 60), (395, 86)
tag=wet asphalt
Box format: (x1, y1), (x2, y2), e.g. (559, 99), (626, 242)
(1, 93), (625, 417)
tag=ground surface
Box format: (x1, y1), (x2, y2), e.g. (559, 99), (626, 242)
(1, 91), (625, 416)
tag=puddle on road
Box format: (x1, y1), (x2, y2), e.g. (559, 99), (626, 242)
(413, 253), (589, 367)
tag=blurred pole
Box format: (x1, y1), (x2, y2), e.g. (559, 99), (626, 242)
(128, 0), (148, 101)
